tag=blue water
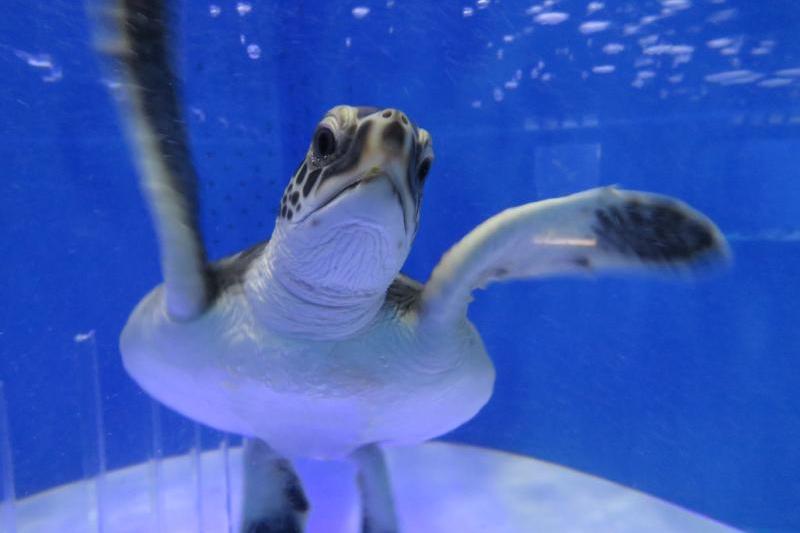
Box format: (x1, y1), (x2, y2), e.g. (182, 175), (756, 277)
(1, 0), (799, 530)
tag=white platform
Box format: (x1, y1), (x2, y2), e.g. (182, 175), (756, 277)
(8, 442), (738, 532)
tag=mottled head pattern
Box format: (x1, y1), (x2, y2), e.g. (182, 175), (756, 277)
(278, 105), (434, 237)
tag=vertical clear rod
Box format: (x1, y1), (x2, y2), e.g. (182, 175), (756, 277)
(75, 330), (108, 533)
(149, 400), (164, 533)
(88, 331), (107, 533)
(221, 435), (233, 533)
(0, 382), (16, 533)
(192, 423), (204, 533)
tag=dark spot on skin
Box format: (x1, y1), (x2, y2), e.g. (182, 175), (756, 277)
(310, 218), (320, 227)
(303, 168), (321, 196)
(592, 200), (715, 262)
(281, 205), (287, 218)
(400, 114), (408, 125)
(382, 121), (406, 152)
(295, 162), (307, 185)
(574, 256), (591, 268)
(290, 191), (299, 205)
(493, 267), (509, 278)
(287, 209), (293, 221)
(382, 109), (392, 118)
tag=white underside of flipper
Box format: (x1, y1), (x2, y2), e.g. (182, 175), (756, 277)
(420, 187), (729, 329)
(91, 0), (212, 320)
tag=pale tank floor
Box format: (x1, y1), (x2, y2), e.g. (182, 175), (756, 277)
(8, 442), (737, 533)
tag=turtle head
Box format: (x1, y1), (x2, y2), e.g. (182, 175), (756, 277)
(270, 105), (434, 295)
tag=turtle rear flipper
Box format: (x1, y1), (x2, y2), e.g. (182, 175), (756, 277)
(241, 439), (309, 533)
(351, 444), (399, 533)
(420, 187), (730, 328)
(90, 0), (212, 320)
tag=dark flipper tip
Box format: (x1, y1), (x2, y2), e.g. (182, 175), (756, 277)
(243, 516), (304, 533)
(592, 195), (730, 272)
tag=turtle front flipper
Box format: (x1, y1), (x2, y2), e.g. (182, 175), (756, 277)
(90, 0), (212, 320)
(420, 187), (730, 328)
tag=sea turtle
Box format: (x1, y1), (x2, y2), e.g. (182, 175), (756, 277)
(94, 1), (729, 531)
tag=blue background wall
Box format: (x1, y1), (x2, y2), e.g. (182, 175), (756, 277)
(1, 0), (799, 530)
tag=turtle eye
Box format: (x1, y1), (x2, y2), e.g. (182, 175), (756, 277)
(417, 158), (432, 184)
(313, 127), (337, 158)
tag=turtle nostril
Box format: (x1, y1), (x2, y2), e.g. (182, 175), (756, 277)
(382, 109), (393, 118)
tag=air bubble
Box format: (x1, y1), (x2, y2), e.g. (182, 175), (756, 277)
(352, 6), (370, 19)
(704, 69), (763, 85)
(587, 1), (604, 13)
(246, 44), (261, 60)
(592, 65), (615, 74)
(661, 0), (691, 9)
(707, 8), (737, 23)
(579, 21), (610, 34)
(707, 37), (734, 49)
(535, 12), (569, 25)
(758, 78), (792, 88)
(774, 68), (800, 78)
(236, 2), (252, 16)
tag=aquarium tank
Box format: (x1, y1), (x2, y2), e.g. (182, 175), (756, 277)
(1, 0), (798, 531)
